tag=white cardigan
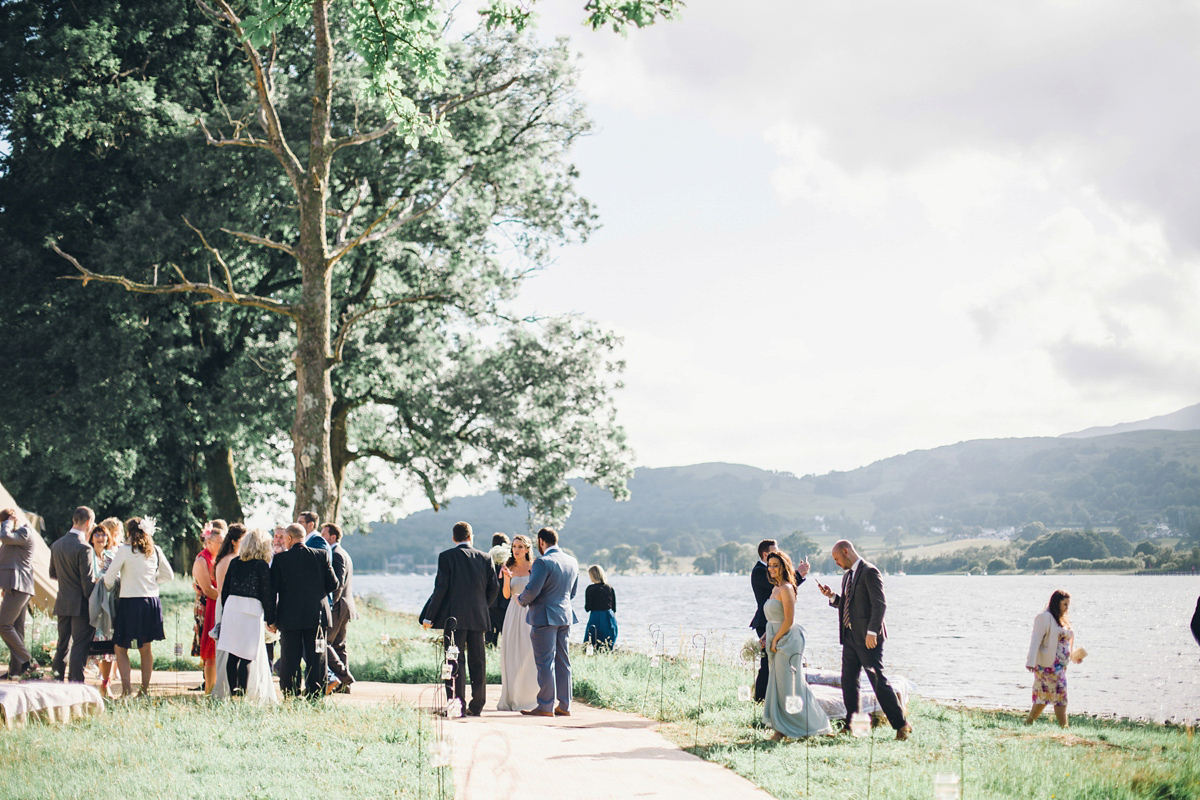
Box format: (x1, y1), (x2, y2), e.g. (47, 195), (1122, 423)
(104, 544), (174, 598)
(1026, 609), (1074, 669)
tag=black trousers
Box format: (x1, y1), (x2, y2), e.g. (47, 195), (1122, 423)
(840, 635), (907, 730)
(326, 602), (353, 684)
(752, 623), (770, 702)
(53, 614), (95, 683)
(279, 627), (326, 698)
(226, 654), (250, 695)
(443, 627), (486, 715)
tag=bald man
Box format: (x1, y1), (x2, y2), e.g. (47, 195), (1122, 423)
(817, 540), (912, 740)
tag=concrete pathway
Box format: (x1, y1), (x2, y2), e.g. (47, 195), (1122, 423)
(94, 671), (775, 800)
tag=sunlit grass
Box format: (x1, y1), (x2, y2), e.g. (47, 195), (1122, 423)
(0, 696), (444, 800)
(572, 647), (1200, 800)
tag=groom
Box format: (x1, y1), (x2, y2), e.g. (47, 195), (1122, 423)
(516, 527), (578, 717)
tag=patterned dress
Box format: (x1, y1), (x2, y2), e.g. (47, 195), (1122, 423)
(192, 549), (217, 659)
(1032, 629), (1072, 707)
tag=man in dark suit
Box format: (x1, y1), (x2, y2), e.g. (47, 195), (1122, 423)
(49, 506), (98, 683)
(818, 539), (911, 740)
(749, 539), (777, 702)
(322, 522), (357, 694)
(486, 532), (510, 647)
(750, 538), (808, 701)
(269, 523), (338, 698)
(421, 521), (499, 716)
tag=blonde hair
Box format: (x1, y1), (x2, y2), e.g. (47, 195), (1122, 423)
(100, 517), (124, 546)
(588, 564), (607, 585)
(239, 528), (272, 562)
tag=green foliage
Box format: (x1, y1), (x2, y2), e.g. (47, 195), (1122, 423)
(779, 530), (819, 559)
(640, 541), (664, 570)
(987, 556), (1016, 572)
(0, 0), (634, 531)
(1020, 530), (1133, 566)
(1026, 555), (1055, 570)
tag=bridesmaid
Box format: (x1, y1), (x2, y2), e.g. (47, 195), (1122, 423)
(497, 535), (539, 711)
(762, 551), (831, 740)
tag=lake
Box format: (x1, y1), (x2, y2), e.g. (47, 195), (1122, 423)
(354, 572), (1200, 723)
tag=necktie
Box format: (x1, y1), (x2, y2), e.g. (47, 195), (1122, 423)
(841, 567), (854, 630)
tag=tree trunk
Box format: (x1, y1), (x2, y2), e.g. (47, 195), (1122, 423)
(291, 0), (337, 525)
(203, 442), (245, 523)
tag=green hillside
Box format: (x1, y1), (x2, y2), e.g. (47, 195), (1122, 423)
(343, 429), (1200, 569)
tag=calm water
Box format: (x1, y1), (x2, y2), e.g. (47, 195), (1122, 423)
(355, 572), (1200, 722)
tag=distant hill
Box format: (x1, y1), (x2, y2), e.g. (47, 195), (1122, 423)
(343, 429), (1200, 570)
(1061, 403), (1200, 438)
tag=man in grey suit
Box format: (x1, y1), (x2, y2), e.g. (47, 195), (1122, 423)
(516, 527), (579, 717)
(322, 522), (357, 694)
(49, 506), (98, 683)
(817, 539), (912, 740)
(0, 508), (36, 678)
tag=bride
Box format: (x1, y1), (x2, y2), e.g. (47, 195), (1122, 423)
(497, 534), (540, 711)
(212, 528), (278, 703)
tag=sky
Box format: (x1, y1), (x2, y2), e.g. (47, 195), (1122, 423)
(485, 0), (1200, 479)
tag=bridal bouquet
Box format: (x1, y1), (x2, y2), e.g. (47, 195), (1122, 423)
(741, 636), (763, 663)
(489, 543), (511, 567)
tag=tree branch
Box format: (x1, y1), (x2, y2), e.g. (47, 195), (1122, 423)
(220, 227), (299, 259)
(207, 0), (305, 195)
(330, 293), (451, 365)
(52, 243), (297, 318)
(327, 164), (474, 268)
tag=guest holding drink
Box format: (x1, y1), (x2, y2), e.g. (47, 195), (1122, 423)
(104, 517), (173, 697)
(762, 551), (830, 740)
(192, 520), (225, 693)
(497, 534), (538, 711)
(1025, 589), (1085, 728)
(583, 565), (618, 650)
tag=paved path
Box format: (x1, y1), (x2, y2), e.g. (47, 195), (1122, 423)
(125, 671), (775, 800)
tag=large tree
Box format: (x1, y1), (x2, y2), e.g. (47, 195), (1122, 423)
(1, 0), (680, 535)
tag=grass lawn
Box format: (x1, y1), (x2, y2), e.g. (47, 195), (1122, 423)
(571, 647), (1200, 800)
(6, 589), (1197, 799)
(0, 697), (446, 800)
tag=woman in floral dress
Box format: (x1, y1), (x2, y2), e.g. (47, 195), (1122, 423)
(1024, 589), (1085, 728)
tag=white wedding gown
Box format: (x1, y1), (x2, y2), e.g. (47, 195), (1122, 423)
(212, 596), (278, 704)
(497, 575), (540, 712)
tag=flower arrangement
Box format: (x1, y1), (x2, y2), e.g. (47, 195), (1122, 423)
(489, 543), (511, 566)
(740, 636), (763, 663)
(142, 516), (158, 538)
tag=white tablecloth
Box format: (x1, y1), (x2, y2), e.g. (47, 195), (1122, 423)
(806, 668), (917, 720)
(0, 682), (105, 729)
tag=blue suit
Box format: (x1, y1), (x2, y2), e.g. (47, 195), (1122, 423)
(516, 545), (579, 712)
